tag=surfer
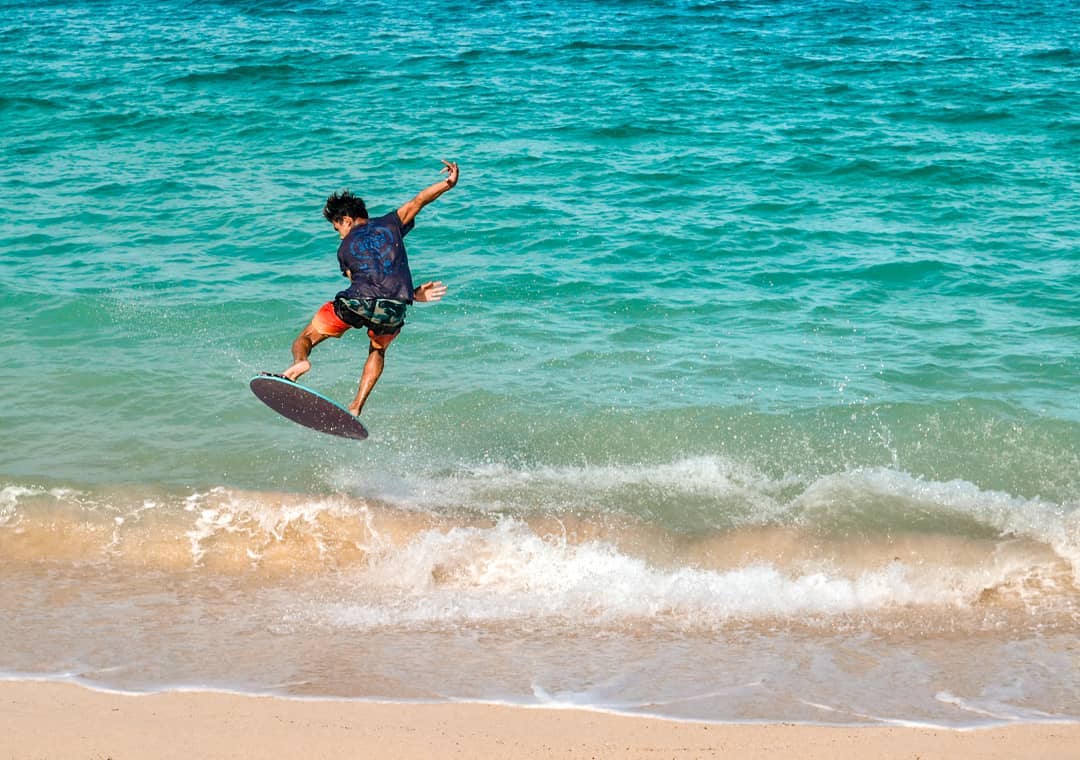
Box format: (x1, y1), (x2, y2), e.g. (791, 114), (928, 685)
(281, 160), (460, 417)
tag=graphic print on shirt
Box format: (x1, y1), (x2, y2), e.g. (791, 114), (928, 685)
(348, 226), (395, 275)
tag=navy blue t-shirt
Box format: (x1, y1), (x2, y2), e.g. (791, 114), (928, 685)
(336, 211), (415, 302)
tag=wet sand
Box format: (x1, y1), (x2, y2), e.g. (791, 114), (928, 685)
(2, 681), (1077, 759)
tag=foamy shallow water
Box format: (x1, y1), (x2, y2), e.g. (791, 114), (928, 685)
(2, 480), (1078, 725)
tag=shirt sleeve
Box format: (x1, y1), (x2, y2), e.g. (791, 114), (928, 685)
(393, 210), (415, 237)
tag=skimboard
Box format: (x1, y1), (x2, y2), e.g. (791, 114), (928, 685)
(250, 374), (368, 440)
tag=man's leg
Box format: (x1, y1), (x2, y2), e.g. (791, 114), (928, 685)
(282, 323), (327, 381)
(347, 331), (398, 417)
(282, 303), (350, 381)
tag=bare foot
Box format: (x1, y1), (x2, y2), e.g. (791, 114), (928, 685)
(282, 359), (311, 381)
(347, 403), (362, 418)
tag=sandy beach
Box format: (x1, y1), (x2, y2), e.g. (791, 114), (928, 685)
(1, 681), (1077, 759)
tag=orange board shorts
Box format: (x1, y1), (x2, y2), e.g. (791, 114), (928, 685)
(311, 301), (400, 349)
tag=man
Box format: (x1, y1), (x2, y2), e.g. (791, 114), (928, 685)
(281, 160), (460, 418)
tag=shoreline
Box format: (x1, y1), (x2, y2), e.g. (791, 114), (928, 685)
(3, 681), (1078, 759)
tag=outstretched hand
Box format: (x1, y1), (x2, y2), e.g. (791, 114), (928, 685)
(414, 280), (448, 303)
(440, 160), (459, 188)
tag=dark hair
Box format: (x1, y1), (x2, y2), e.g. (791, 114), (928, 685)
(322, 190), (368, 223)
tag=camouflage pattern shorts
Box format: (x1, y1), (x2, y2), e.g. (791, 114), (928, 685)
(333, 296), (408, 335)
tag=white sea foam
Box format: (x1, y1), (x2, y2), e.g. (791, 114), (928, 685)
(0, 484), (83, 527)
(317, 516), (1067, 631)
(935, 692), (1067, 723)
(336, 455), (1080, 578)
(317, 456), (1080, 629)
(182, 489), (384, 565)
(794, 468), (1080, 581)
(0, 486), (36, 526)
(4, 465), (1078, 607)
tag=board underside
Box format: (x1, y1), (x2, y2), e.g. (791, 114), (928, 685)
(249, 375), (369, 440)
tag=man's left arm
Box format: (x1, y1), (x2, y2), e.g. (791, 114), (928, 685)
(397, 160), (459, 227)
(413, 281), (447, 303)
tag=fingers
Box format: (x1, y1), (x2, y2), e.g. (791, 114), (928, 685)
(440, 159), (460, 185)
(415, 280), (448, 303)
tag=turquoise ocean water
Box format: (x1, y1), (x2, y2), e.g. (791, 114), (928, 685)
(2, 0), (1078, 726)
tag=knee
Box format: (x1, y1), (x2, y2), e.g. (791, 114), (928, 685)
(368, 333), (396, 354)
(300, 324), (331, 346)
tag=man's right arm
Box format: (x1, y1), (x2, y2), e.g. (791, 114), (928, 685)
(397, 160), (459, 227)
